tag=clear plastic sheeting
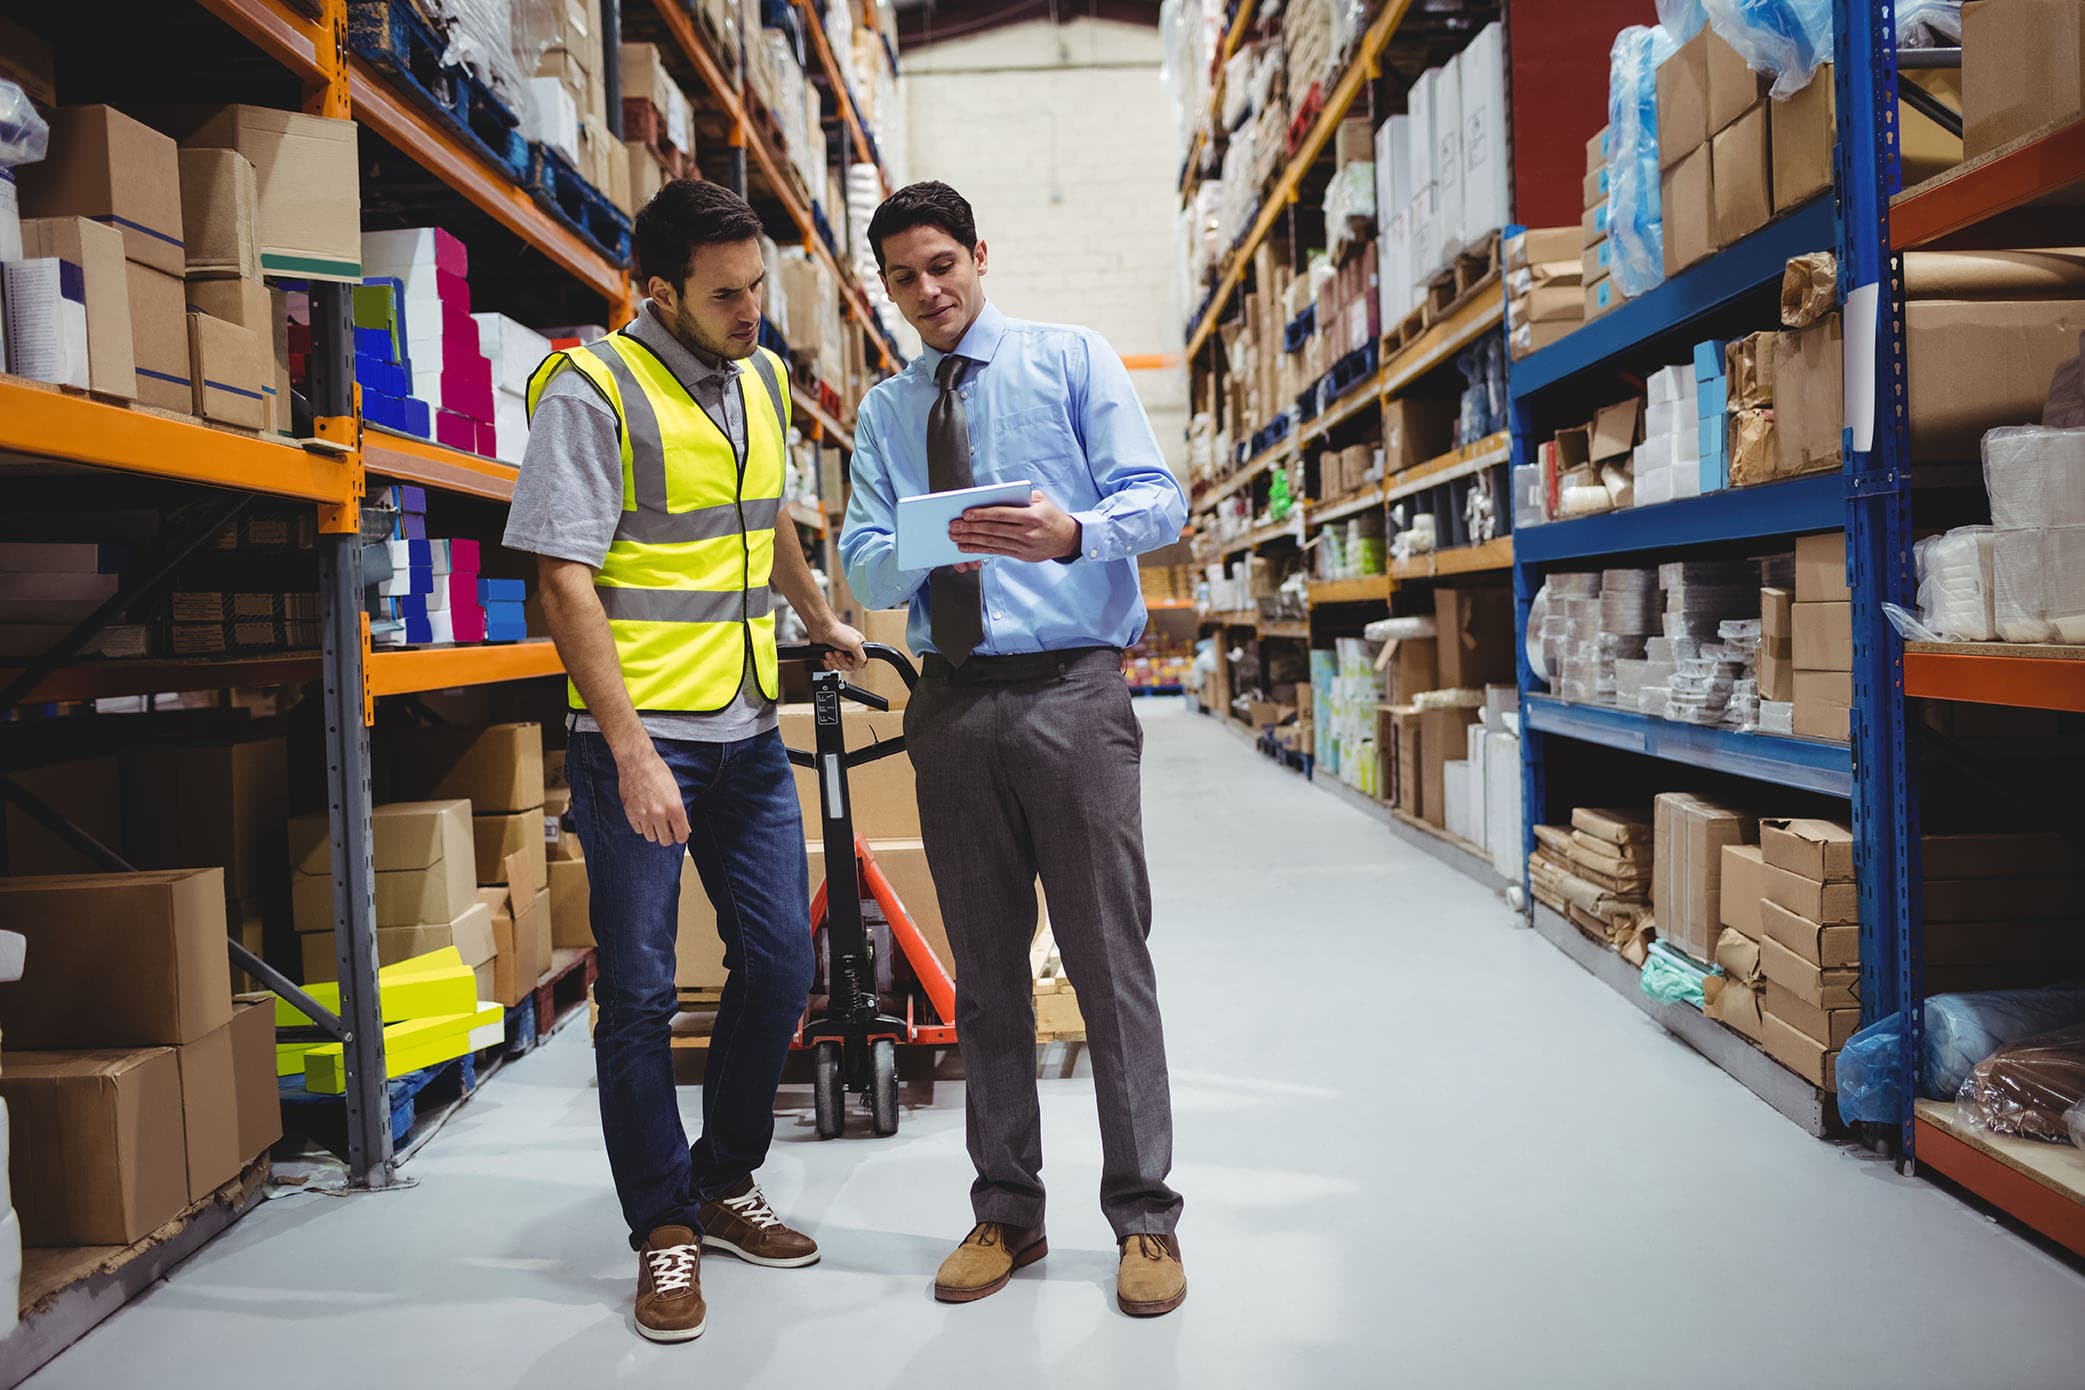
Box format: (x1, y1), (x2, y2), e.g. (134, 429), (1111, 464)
(0, 78), (48, 167)
(1607, 25), (1678, 299)
(1836, 1014), (1906, 1124)
(1992, 524), (2085, 642)
(1841, 987), (2085, 1123)
(1701, 0), (1833, 100)
(1657, 0), (1710, 42)
(2047, 335), (2085, 428)
(1641, 940), (1715, 1008)
(1895, 0), (1964, 47)
(1956, 1025), (2085, 1144)
(421, 0), (561, 114)
(1913, 526), (1996, 641)
(1982, 426), (2085, 530)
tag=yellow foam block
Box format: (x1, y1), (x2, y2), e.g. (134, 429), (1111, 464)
(275, 1039), (330, 1077)
(301, 1002), (502, 1094)
(275, 946), (476, 1026)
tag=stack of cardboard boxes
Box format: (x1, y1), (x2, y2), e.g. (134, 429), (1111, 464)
(1530, 807), (1654, 951)
(533, 0), (629, 213)
(1790, 532), (1851, 744)
(0, 869), (281, 1247)
(1582, 128), (1614, 322)
(544, 753), (592, 954)
(1505, 227), (1583, 360)
(619, 41), (696, 215)
(1380, 586), (1514, 832)
(1756, 818), (1858, 1089)
(1654, 26), (1780, 279)
(288, 799), (487, 986)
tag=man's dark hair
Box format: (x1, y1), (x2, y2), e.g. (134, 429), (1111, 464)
(633, 179), (765, 286)
(867, 181), (978, 272)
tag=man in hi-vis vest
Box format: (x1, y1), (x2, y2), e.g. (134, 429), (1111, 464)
(505, 180), (865, 1344)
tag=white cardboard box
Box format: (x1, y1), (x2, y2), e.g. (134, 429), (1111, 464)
(2, 258), (89, 388)
(1485, 730), (1522, 876)
(1406, 69), (1440, 283)
(1460, 23), (1510, 250)
(1433, 51), (1466, 270)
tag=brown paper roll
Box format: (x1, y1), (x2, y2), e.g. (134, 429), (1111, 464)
(1905, 249), (2085, 299)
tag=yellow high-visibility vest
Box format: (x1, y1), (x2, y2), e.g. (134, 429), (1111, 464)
(525, 333), (791, 713)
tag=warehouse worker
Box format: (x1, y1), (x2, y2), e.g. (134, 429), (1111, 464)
(504, 179), (865, 1345)
(840, 181), (1190, 1317)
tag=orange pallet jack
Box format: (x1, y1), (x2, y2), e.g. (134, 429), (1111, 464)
(778, 643), (956, 1138)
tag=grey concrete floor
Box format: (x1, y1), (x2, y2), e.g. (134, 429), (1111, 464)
(26, 700), (2085, 1388)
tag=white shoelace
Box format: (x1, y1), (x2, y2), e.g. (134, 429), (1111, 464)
(645, 1243), (700, 1295)
(721, 1186), (784, 1231)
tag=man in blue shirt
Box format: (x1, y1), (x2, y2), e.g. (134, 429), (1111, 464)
(841, 182), (1189, 1318)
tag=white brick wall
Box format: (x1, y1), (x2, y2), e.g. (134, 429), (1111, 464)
(903, 18), (1188, 473)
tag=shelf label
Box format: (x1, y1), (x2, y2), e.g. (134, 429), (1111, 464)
(1844, 282), (1879, 454)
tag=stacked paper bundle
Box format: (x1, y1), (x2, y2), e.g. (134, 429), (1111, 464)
(1541, 571), (1600, 694)
(362, 229), (497, 458)
(1984, 427), (2085, 641)
(1595, 567), (1657, 704)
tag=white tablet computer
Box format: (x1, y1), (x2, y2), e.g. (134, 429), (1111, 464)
(895, 480), (1034, 570)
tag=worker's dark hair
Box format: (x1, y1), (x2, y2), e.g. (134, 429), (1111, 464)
(867, 181), (978, 271)
(634, 179), (765, 286)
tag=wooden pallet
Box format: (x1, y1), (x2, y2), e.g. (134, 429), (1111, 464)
(1454, 230), (1503, 298)
(525, 143), (634, 263)
(1285, 80), (1326, 157)
(1385, 304), (1429, 354)
(1030, 924), (1086, 1043)
(348, 0), (528, 183)
(533, 946), (598, 1040)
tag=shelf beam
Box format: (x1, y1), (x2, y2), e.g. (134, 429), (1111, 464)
(363, 430), (519, 502)
(366, 640), (565, 702)
(1523, 694), (1854, 797)
(1891, 116), (2085, 249)
(794, 0), (885, 192)
(1902, 643), (2085, 713)
(1512, 473), (1843, 564)
(1382, 297), (1504, 398)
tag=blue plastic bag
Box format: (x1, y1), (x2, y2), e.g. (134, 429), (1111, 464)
(1702, 0), (1833, 100)
(1836, 1014), (1905, 1125)
(1606, 26), (1679, 299)
(1656, 0), (1709, 43)
(1836, 986), (2085, 1127)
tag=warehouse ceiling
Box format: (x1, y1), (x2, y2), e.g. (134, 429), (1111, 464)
(895, 0), (1164, 50)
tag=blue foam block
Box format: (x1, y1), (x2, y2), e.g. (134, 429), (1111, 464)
(1694, 339), (1728, 382)
(476, 577), (527, 602)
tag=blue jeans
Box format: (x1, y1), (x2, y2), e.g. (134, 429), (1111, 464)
(566, 727), (814, 1248)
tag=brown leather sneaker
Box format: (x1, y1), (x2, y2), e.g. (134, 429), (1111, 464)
(696, 1178), (821, 1268)
(635, 1225), (706, 1343)
(1117, 1234), (1186, 1317)
(933, 1221), (1048, 1304)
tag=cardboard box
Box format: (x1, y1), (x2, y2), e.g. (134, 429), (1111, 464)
(672, 854), (725, 990)
(1795, 532), (1850, 601)
(228, 996), (283, 1159)
(289, 799), (477, 932)
(121, 737), (287, 900)
(0, 15), (55, 108)
(1583, 163), (1608, 211)
(1660, 144), (1716, 275)
(374, 900), (497, 969)
(810, 837), (963, 980)
(1707, 28), (1770, 134)
(384, 722), (545, 815)
(1374, 636), (1439, 706)
(185, 273), (274, 340)
(1393, 709), (1423, 817)
(1505, 227), (1580, 269)
(1764, 861), (1858, 926)
(1759, 933), (1860, 1009)
(1762, 818), (1854, 881)
(1759, 639), (1795, 703)
(0, 1048), (190, 1246)
(627, 140), (669, 212)
(1711, 103), (1770, 246)
(544, 785), (581, 862)
(1420, 706), (1483, 830)
(176, 1022), (242, 1201)
(1765, 981), (1861, 1049)
(484, 879), (554, 1005)
(125, 260), (192, 412)
(183, 105), (362, 281)
(1657, 31), (1712, 167)
(1962, 0), (2085, 158)
(1761, 1009), (1838, 1090)
(1433, 586), (1514, 689)
(474, 808), (550, 889)
(1586, 126), (1610, 175)
(188, 312), (267, 430)
(1382, 396), (1457, 473)
(1584, 278), (1618, 322)
(20, 105), (185, 275)
(19, 215), (137, 398)
(1581, 199), (1609, 247)
(1581, 236), (1612, 287)
(1792, 601), (1852, 670)
(1794, 696), (1850, 744)
(1794, 669), (1852, 710)
(1772, 315), (1844, 477)
(0, 869), (233, 1048)
(1590, 398), (1643, 463)
(776, 703), (917, 841)
(1906, 298), (2085, 461)
(1653, 793), (1756, 964)
(1720, 843), (1768, 937)
(515, 887), (553, 985)
(548, 857), (593, 948)
(1924, 874), (2085, 923)
(177, 147), (260, 279)
(1762, 897), (1859, 969)
(1921, 832), (2081, 880)
(1773, 64), (1835, 210)
(1728, 331), (1777, 409)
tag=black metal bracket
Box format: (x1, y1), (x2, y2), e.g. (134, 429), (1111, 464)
(1898, 77), (1963, 139)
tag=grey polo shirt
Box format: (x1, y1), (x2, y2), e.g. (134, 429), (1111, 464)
(502, 300), (777, 743)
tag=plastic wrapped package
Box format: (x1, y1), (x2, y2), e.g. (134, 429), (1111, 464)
(1913, 527), (1996, 641)
(1220, 45), (1256, 130)
(1992, 525), (2085, 642)
(1701, 0), (1834, 100)
(1642, 940), (1714, 1007)
(2046, 336), (2085, 428)
(1606, 26), (1679, 299)
(1657, 0), (1710, 42)
(0, 78), (48, 167)
(1895, 0), (1963, 47)
(1329, 0), (1371, 61)
(1981, 427), (2085, 530)
(1842, 987), (2085, 1123)
(1956, 1025), (2085, 1143)
(1322, 162), (1377, 257)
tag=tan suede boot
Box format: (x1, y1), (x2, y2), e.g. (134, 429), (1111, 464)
(1117, 1234), (1186, 1317)
(932, 1221), (1048, 1303)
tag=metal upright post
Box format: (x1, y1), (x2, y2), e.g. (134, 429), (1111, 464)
(602, 0), (623, 138)
(1834, 0), (1922, 1159)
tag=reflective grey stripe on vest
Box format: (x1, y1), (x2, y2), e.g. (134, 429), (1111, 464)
(747, 350), (790, 444)
(613, 495), (784, 544)
(580, 340), (668, 514)
(596, 585), (774, 624)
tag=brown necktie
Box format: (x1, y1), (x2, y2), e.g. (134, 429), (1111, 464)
(928, 353), (984, 665)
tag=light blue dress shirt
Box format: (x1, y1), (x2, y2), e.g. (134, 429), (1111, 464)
(840, 301), (1188, 657)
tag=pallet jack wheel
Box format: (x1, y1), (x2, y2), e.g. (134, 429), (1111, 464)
(869, 1038), (899, 1137)
(813, 1041), (845, 1139)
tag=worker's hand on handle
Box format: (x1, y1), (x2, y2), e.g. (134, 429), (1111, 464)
(949, 489), (1082, 564)
(807, 616), (869, 672)
(614, 744), (691, 846)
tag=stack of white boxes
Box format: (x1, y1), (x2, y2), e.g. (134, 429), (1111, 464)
(362, 229), (497, 457)
(1634, 363), (1702, 506)
(1444, 685), (1521, 857)
(471, 313), (554, 466)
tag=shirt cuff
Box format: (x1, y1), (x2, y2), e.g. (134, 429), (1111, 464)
(1064, 512), (1114, 564)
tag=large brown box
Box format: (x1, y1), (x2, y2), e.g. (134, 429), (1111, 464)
(290, 800), (476, 932)
(121, 737), (288, 900)
(673, 854), (726, 990)
(548, 857), (593, 948)
(1761, 818), (1854, 881)
(1707, 28), (1770, 133)
(482, 877), (554, 1007)
(383, 722), (545, 814)
(1795, 532), (1850, 602)
(474, 808), (550, 889)
(776, 703), (918, 841)
(1656, 30), (1711, 168)
(1374, 636), (1439, 706)
(1660, 144), (1716, 275)
(182, 105), (362, 282)
(125, 260), (193, 412)
(1792, 601), (1853, 671)
(1774, 315), (1843, 477)
(177, 146), (260, 279)
(1765, 980), (1861, 1050)
(228, 996), (283, 1160)
(1382, 397), (1457, 473)
(1794, 696), (1851, 744)
(19, 215), (137, 398)
(1760, 934), (1860, 1009)
(19, 104), (185, 274)
(372, 900), (497, 969)
(1906, 298), (2085, 461)
(1773, 66), (1836, 210)
(0, 1047), (191, 1246)
(184, 271), (273, 341)
(1711, 103), (1771, 247)
(1762, 898), (1859, 969)
(1764, 861), (1858, 925)
(1433, 587), (1514, 689)
(188, 312), (267, 430)
(1653, 793), (1755, 965)
(0, 869), (233, 1048)
(1761, 1010), (1838, 1090)
(1961, 0), (2085, 158)
(1720, 843), (1769, 938)
(1420, 706), (1482, 830)
(176, 1021), (242, 1202)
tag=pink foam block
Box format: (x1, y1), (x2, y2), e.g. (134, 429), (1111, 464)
(435, 408), (477, 451)
(448, 538), (482, 572)
(476, 417), (499, 459)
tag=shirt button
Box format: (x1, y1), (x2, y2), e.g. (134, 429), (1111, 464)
(1088, 549), (1101, 559)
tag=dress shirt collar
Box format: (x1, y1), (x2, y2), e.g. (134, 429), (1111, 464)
(920, 299), (1007, 378)
(625, 299), (740, 389)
